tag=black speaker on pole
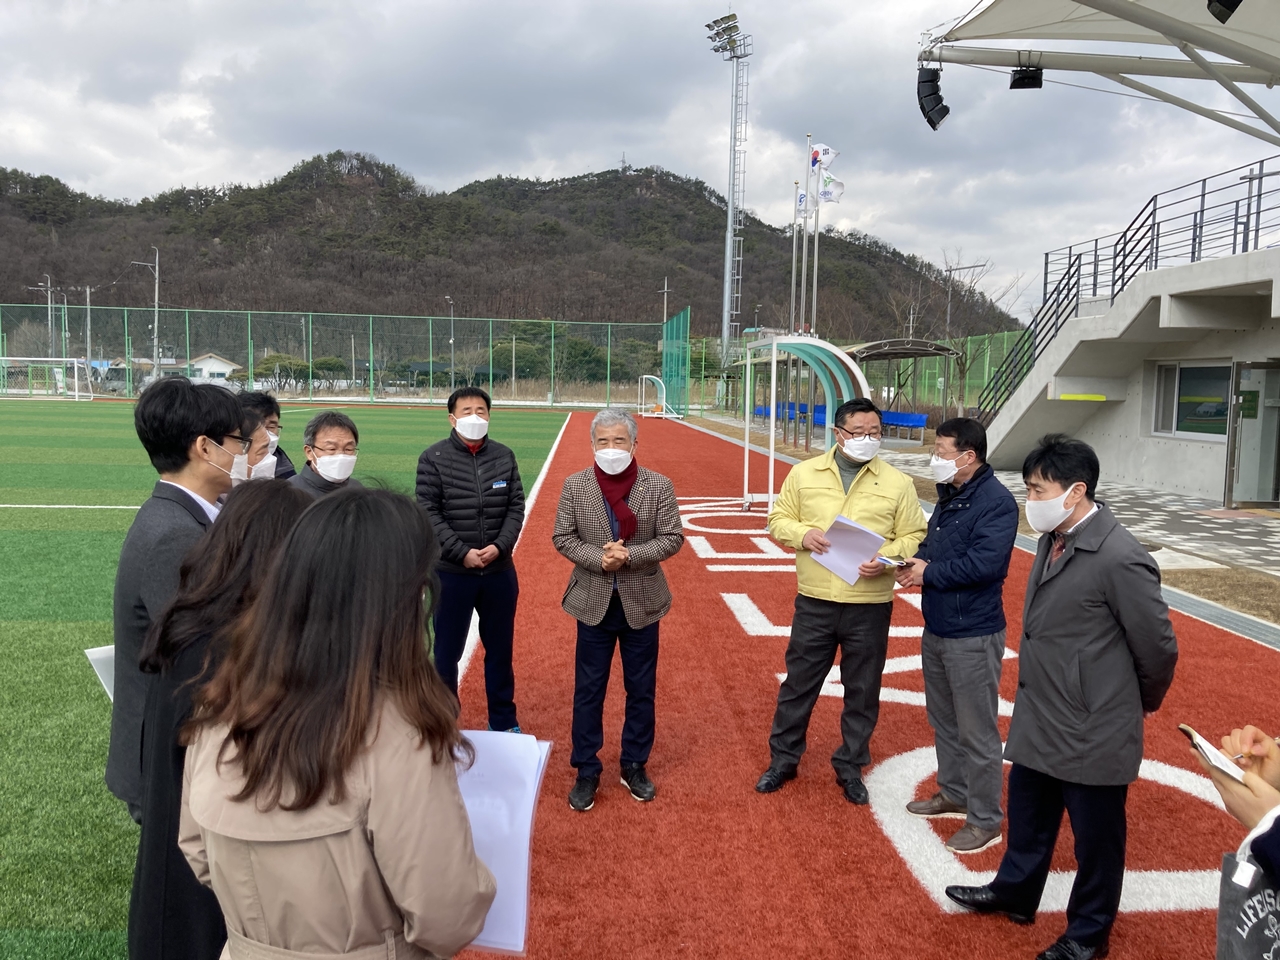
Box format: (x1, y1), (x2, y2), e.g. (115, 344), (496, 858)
(1010, 67), (1044, 89)
(917, 67), (950, 130)
(1207, 0), (1244, 23)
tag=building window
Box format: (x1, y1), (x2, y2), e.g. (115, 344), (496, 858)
(1153, 363), (1230, 439)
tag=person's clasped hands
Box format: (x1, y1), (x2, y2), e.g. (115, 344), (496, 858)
(1196, 724), (1280, 830)
(463, 545), (502, 569)
(601, 540), (629, 572)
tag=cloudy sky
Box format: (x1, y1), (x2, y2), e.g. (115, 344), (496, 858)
(3, 0), (1278, 318)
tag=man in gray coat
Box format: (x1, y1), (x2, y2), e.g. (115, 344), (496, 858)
(108, 378), (249, 821)
(945, 434), (1177, 960)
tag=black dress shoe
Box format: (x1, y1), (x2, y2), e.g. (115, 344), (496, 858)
(1036, 935), (1109, 960)
(621, 763), (656, 802)
(836, 774), (869, 805)
(568, 775), (599, 812)
(754, 766), (796, 793)
(944, 885), (1035, 925)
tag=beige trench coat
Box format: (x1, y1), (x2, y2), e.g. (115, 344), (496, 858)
(180, 704), (496, 959)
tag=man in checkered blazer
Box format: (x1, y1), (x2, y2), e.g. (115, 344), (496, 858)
(552, 409), (683, 812)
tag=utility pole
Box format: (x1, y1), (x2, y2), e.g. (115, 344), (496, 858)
(26, 276), (54, 357)
(445, 296), (455, 391)
(131, 247), (160, 381)
(659, 277), (671, 323)
(944, 262), (984, 338)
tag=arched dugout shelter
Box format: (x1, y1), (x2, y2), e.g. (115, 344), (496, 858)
(741, 336), (872, 510)
(852, 338), (964, 428)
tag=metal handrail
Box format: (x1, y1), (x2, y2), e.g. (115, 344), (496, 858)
(976, 254), (1082, 426)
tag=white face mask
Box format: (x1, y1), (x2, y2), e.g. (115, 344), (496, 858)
(314, 454), (357, 483)
(595, 447), (632, 475)
(266, 431), (280, 455)
(841, 436), (881, 463)
(211, 441), (251, 486)
(930, 452), (965, 483)
(454, 413), (489, 441)
(250, 454), (277, 480)
(1025, 486), (1080, 534)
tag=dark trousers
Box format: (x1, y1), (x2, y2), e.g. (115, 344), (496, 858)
(433, 567), (519, 730)
(768, 595), (894, 781)
(921, 627), (1006, 830)
(571, 592), (660, 779)
(989, 763), (1128, 946)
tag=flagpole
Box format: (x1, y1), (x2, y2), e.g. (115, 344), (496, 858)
(797, 134), (812, 334)
(811, 199), (822, 340)
(788, 179), (800, 333)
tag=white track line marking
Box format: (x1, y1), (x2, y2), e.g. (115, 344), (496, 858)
(866, 745), (1223, 914)
(458, 412), (571, 684)
(0, 504), (140, 509)
(688, 536), (792, 560)
(706, 564), (794, 572)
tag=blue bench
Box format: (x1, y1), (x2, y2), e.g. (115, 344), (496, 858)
(882, 410), (928, 441)
(752, 403), (827, 427)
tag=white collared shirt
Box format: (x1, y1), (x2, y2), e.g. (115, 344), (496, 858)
(158, 480), (221, 524)
(1066, 502), (1099, 534)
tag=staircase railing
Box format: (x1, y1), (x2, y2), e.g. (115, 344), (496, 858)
(975, 253), (1082, 427)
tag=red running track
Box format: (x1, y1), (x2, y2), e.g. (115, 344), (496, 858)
(456, 413), (1274, 959)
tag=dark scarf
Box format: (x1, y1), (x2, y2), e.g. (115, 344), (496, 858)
(594, 458), (638, 541)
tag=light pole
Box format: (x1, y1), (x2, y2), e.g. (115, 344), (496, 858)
(445, 296), (455, 391)
(706, 12), (752, 366)
(131, 247), (160, 381)
(26, 276), (54, 356)
(944, 263), (984, 339)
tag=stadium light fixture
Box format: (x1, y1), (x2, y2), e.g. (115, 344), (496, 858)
(917, 67), (950, 129)
(1010, 66), (1044, 89)
(1207, 0), (1244, 24)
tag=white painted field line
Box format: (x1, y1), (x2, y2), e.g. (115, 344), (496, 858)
(457, 412), (572, 684)
(0, 504), (140, 509)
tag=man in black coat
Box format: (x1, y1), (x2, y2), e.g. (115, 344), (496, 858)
(238, 389), (297, 478)
(288, 409), (366, 499)
(416, 387), (525, 731)
(946, 434), (1178, 960)
(107, 378), (247, 821)
(897, 418), (1019, 855)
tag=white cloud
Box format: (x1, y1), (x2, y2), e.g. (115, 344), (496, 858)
(1, 0), (1277, 317)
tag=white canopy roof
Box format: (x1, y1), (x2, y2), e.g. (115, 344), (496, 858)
(944, 0), (1280, 66)
(923, 0), (1280, 145)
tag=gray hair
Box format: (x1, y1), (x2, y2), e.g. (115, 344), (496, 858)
(590, 408), (638, 444)
(303, 410), (359, 447)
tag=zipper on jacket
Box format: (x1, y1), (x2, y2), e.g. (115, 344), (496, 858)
(473, 452), (487, 546)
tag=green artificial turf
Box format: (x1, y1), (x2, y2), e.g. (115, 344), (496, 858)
(0, 398), (567, 959)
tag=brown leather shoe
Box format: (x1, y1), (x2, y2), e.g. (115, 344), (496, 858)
(905, 791), (968, 820)
(945, 823), (1003, 854)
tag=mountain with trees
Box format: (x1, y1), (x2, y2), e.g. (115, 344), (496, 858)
(0, 151), (1019, 346)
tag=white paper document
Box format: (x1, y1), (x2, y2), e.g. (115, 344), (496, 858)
(85, 645), (115, 701)
(457, 731), (553, 955)
(811, 514), (886, 586)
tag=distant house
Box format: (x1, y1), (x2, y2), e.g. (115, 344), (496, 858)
(188, 354), (241, 379)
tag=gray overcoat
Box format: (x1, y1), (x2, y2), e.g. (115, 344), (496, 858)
(1004, 503), (1178, 786)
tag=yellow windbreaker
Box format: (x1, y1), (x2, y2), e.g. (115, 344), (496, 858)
(767, 449), (927, 604)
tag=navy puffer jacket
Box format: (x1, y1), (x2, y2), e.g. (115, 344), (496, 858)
(915, 464), (1019, 639)
(415, 433), (525, 575)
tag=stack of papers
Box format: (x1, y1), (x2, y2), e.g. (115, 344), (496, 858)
(457, 731), (553, 955)
(811, 515), (887, 586)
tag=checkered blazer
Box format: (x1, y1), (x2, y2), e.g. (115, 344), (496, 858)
(552, 465), (684, 629)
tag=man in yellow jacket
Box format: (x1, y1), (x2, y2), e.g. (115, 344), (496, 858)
(756, 398), (927, 804)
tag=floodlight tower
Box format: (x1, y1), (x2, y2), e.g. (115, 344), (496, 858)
(706, 13), (752, 365)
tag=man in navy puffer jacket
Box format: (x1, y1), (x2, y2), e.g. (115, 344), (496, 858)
(896, 418), (1019, 855)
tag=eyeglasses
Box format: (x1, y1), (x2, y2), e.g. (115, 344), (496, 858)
(221, 434), (252, 455)
(835, 428), (882, 441)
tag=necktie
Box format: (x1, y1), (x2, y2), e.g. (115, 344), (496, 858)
(1050, 532), (1067, 566)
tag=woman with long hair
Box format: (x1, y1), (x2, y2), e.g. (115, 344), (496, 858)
(130, 479), (313, 960)
(180, 488), (495, 959)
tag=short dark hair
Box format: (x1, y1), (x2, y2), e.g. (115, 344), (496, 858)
(303, 411), (359, 448)
(833, 398), (883, 430)
(1022, 433), (1100, 500)
(134, 378), (242, 474)
(936, 418), (988, 462)
(447, 386), (491, 414)
(239, 390), (281, 420)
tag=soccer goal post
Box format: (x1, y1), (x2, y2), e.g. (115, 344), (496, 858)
(1, 358), (94, 399)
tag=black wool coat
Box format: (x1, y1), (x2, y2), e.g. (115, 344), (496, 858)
(128, 633), (226, 960)
(416, 433), (525, 575)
